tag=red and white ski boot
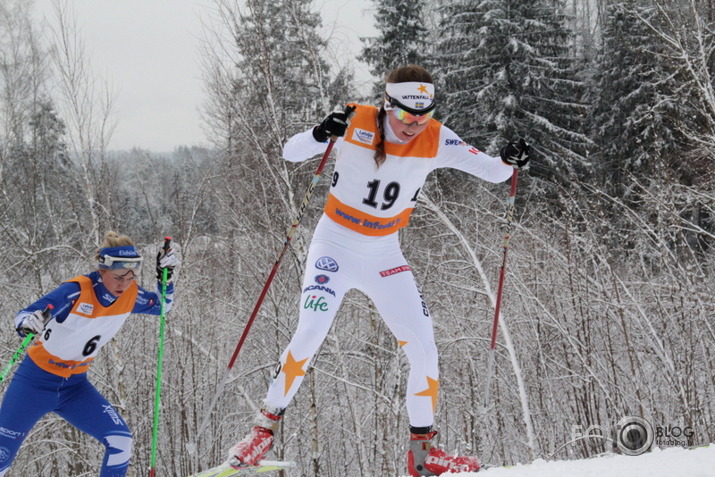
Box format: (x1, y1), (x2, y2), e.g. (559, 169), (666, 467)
(407, 429), (481, 476)
(228, 406), (285, 468)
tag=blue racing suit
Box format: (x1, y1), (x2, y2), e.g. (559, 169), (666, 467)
(0, 271), (174, 476)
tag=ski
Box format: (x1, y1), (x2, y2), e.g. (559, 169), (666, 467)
(189, 460), (296, 476)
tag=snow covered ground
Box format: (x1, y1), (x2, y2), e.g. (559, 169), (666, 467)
(401, 445), (715, 477)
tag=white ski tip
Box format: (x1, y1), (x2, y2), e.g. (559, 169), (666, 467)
(259, 460), (296, 468)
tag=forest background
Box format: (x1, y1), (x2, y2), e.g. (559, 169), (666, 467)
(0, 0), (713, 476)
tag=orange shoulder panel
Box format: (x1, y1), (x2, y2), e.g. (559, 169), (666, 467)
(69, 274), (138, 317)
(344, 104), (379, 150)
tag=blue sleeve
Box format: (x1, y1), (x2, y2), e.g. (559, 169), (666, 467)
(132, 281), (175, 315)
(15, 281), (81, 331)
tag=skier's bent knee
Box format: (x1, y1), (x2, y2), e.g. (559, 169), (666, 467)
(103, 432), (133, 475)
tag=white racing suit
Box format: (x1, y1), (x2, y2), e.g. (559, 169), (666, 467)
(265, 103), (512, 427)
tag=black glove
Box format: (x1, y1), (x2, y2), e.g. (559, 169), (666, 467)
(312, 110), (350, 142)
(156, 248), (179, 282)
(500, 138), (531, 169)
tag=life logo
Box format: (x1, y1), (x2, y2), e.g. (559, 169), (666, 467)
(304, 295), (329, 312)
(315, 256), (339, 273)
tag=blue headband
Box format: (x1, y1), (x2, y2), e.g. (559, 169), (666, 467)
(100, 246), (140, 258)
(98, 246), (142, 270)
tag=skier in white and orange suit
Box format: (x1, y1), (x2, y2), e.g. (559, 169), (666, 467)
(230, 64), (530, 476)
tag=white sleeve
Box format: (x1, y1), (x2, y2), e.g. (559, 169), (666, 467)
(282, 128), (344, 163)
(433, 126), (513, 183)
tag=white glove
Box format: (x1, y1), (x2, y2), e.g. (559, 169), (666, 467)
(156, 248), (179, 281)
(159, 249), (179, 269)
(16, 310), (47, 337)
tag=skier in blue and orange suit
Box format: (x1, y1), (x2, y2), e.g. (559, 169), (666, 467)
(228, 64), (531, 476)
(0, 231), (178, 477)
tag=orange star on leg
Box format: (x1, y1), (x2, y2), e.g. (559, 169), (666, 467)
(282, 350), (309, 396)
(415, 376), (440, 412)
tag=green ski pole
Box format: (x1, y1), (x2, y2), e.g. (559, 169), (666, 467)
(149, 237), (172, 477)
(0, 305), (54, 384)
(0, 336), (34, 385)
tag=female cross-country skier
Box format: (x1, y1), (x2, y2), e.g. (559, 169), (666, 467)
(229, 64), (530, 476)
(0, 231), (179, 477)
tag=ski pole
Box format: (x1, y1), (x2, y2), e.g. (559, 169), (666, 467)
(483, 169), (519, 409)
(149, 237), (172, 477)
(187, 105), (356, 453)
(0, 304), (54, 384)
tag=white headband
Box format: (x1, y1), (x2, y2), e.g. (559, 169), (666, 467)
(384, 82), (435, 112)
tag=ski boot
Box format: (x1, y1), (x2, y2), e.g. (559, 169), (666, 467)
(407, 427), (481, 476)
(228, 405), (285, 468)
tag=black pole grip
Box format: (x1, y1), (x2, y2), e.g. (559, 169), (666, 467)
(162, 236), (172, 254)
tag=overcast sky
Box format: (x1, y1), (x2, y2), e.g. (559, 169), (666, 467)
(33, 0), (376, 152)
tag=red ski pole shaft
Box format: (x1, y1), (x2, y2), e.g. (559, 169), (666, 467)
(484, 168), (519, 408)
(226, 142), (334, 370)
(188, 106), (355, 451)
